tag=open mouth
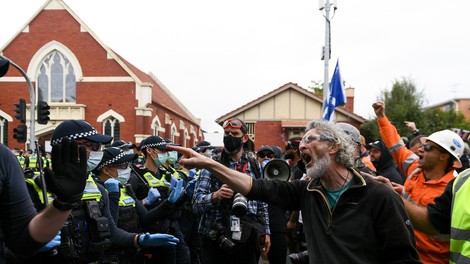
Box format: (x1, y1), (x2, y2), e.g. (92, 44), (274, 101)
(301, 153), (312, 167)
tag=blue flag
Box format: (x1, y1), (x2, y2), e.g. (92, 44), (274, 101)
(322, 59), (346, 121)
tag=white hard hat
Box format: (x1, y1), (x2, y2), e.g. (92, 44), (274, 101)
(420, 130), (464, 168)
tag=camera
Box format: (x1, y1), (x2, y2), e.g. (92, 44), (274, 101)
(288, 250), (309, 264)
(232, 193), (248, 217)
(209, 222), (236, 253)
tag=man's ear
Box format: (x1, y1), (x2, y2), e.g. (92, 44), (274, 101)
(242, 134), (249, 143)
(329, 143), (340, 155)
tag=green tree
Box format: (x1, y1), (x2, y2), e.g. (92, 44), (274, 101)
(421, 108), (470, 135)
(360, 77), (470, 144)
(308, 80), (323, 97)
(361, 77), (425, 141)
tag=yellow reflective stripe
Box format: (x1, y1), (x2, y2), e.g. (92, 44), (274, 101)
(118, 187), (135, 207)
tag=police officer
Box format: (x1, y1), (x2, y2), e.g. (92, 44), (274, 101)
(93, 147), (182, 263)
(24, 120), (179, 263)
(130, 136), (190, 264)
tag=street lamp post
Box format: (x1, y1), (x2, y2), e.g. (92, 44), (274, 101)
(0, 55), (36, 150)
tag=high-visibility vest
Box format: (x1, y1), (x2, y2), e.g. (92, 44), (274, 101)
(450, 168), (470, 263)
(28, 155), (38, 169)
(142, 172), (170, 188)
(17, 155), (25, 166)
(25, 178), (55, 205)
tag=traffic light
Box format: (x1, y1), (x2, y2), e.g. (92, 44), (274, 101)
(13, 124), (27, 143)
(37, 101), (50, 125)
(14, 99), (26, 123)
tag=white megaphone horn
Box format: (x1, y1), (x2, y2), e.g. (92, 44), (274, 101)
(263, 159), (291, 181)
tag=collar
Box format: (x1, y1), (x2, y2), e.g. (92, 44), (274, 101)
(306, 168), (366, 191)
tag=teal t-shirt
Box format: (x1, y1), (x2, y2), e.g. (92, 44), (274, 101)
(324, 180), (353, 208)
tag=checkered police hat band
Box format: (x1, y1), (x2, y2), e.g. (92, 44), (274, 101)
(52, 130), (99, 145)
(97, 151), (127, 171)
(140, 142), (167, 150)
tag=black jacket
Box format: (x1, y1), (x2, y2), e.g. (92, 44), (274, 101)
(247, 169), (421, 264)
(369, 140), (406, 184)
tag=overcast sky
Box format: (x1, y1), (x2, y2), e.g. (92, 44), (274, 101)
(2, 0), (470, 134)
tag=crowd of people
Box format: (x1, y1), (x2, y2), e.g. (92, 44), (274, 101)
(2, 101), (470, 264)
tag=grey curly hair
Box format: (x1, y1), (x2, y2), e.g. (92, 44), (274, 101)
(305, 120), (355, 168)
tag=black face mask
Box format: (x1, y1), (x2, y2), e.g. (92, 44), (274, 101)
(284, 153), (295, 160)
(223, 135), (243, 153)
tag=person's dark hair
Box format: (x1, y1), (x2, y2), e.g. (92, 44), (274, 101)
(409, 134), (427, 149)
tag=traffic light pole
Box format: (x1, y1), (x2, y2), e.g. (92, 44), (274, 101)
(0, 55), (36, 150)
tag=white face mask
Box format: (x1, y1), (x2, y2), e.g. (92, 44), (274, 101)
(87, 151), (104, 171)
(117, 167), (131, 184)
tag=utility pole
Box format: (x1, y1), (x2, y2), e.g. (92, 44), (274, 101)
(319, 0), (337, 116)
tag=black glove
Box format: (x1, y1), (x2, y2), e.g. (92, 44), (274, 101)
(45, 137), (87, 203)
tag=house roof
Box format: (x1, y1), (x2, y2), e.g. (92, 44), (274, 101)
(1, 0), (199, 125)
(425, 98), (470, 110)
(215, 82), (366, 124)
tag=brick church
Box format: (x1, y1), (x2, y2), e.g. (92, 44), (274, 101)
(0, 0), (203, 150)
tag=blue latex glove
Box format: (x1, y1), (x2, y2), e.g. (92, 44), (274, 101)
(38, 232), (61, 252)
(139, 232), (179, 247)
(169, 176), (178, 189)
(168, 179), (183, 203)
(104, 178), (120, 193)
(144, 188), (161, 205)
(185, 179), (197, 197)
(188, 169), (197, 179)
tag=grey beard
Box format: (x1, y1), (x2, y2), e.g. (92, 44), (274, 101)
(306, 153), (330, 179)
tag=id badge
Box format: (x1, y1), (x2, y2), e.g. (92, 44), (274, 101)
(230, 216), (241, 232)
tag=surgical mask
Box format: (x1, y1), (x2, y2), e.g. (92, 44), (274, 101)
(223, 135), (243, 153)
(153, 152), (168, 167)
(167, 151), (178, 165)
(203, 149), (212, 158)
(117, 167), (131, 184)
(87, 151), (104, 171)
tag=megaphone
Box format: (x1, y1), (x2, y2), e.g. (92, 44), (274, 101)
(263, 159), (291, 181)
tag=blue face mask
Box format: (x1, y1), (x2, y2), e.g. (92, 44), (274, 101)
(153, 152), (168, 167)
(117, 167), (131, 184)
(167, 151), (178, 165)
(87, 151), (104, 171)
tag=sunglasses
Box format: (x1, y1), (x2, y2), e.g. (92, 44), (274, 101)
(223, 119), (244, 130)
(301, 134), (332, 145)
(76, 140), (102, 151)
(422, 143), (444, 153)
(258, 152), (274, 159)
